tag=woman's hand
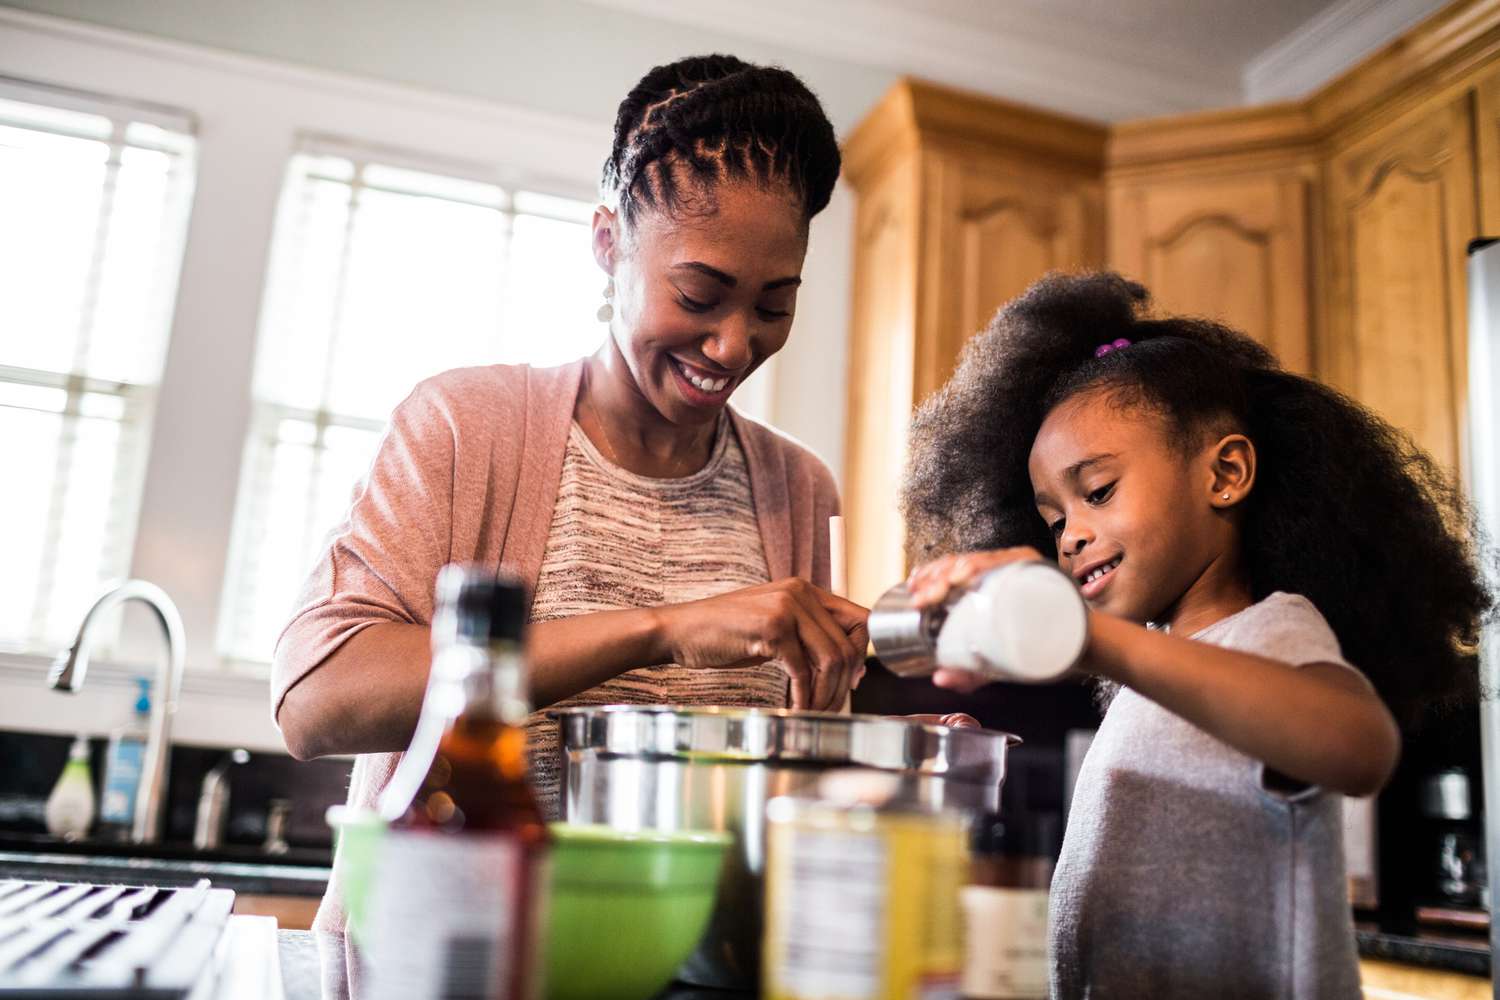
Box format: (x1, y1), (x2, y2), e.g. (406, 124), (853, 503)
(655, 578), (870, 711)
(906, 547), (1048, 694)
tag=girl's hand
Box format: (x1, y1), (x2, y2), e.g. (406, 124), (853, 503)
(655, 578), (869, 712)
(906, 547), (1049, 694)
(906, 547), (1048, 607)
(902, 712), (982, 729)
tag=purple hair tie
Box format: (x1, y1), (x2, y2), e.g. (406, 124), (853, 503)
(1094, 338), (1132, 358)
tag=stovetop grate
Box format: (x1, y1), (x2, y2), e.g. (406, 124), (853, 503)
(0, 877), (235, 999)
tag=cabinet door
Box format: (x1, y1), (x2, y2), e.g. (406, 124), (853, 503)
(1110, 173), (1314, 372)
(938, 164), (1102, 395)
(843, 157), (919, 605)
(1325, 95), (1477, 472)
(958, 167), (1101, 335)
(1474, 70), (1500, 236)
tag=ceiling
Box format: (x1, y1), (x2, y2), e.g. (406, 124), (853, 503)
(587, 0), (1450, 121)
(904, 0), (1345, 72)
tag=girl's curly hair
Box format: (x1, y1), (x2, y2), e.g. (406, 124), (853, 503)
(901, 271), (1493, 729)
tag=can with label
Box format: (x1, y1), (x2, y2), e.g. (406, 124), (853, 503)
(761, 771), (970, 1000)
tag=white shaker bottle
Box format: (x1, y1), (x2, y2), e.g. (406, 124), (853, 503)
(868, 561), (1089, 683)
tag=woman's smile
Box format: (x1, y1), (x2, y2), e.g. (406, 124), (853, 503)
(669, 355), (741, 407)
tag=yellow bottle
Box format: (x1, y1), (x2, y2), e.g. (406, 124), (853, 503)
(762, 771), (969, 1000)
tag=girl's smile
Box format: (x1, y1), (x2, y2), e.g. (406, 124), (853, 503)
(1076, 554), (1122, 598)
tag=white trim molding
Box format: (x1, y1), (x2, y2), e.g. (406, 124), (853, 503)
(581, 0), (1243, 122)
(1244, 0), (1450, 103)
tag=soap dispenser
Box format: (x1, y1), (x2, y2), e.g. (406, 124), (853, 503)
(45, 735), (95, 841)
(99, 677), (151, 839)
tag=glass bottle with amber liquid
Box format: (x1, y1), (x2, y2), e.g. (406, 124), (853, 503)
(362, 565), (549, 1000)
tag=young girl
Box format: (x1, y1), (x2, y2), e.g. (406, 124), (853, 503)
(900, 272), (1492, 998)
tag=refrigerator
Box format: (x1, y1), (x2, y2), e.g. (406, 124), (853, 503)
(1467, 238), (1500, 993)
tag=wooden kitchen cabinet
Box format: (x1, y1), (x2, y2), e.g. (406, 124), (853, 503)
(1477, 70), (1500, 234)
(1108, 168), (1316, 373)
(840, 80), (1106, 603)
(843, 153), (920, 609)
(1322, 95), (1478, 472)
(946, 158), (1103, 367)
(841, 2), (1500, 550)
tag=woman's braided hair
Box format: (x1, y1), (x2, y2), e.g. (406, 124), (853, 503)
(602, 55), (840, 227)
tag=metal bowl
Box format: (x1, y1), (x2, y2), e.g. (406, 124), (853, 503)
(551, 705), (1019, 990)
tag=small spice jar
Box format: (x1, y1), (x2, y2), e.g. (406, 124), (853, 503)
(960, 811), (1060, 1000)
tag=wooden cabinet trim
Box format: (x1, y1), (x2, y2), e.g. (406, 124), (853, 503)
(1109, 102), (1319, 172)
(1312, 0), (1500, 137)
(1110, 1), (1500, 174)
(843, 77), (1107, 192)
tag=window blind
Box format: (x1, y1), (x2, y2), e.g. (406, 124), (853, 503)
(219, 140), (602, 664)
(0, 81), (196, 653)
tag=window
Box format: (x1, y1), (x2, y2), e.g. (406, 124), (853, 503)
(219, 141), (602, 664)
(0, 83), (196, 653)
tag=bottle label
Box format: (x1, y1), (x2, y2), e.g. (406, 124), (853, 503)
(101, 738), (145, 825)
(959, 885), (1050, 999)
(362, 829), (527, 1000)
(769, 827), (888, 999)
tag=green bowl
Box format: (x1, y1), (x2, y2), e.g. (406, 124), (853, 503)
(326, 809), (730, 1000)
(544, 823), (731, 1000)
(325, 805), (387, 948)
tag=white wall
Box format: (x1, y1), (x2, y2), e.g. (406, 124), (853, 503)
(0, 7), (858, 750)
(0, 0), (896, 135)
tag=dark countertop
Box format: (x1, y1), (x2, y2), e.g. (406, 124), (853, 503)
(279, 928), (1491, 999)
(276, 930), (753, 1000)
(0, 848), (331, 896)
(1357, 927), (1491, 977)
(0, 830), (332, 867)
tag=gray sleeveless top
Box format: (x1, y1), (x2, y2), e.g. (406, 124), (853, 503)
(1050, 593), (1365, 999)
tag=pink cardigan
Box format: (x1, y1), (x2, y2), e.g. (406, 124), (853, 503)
(270, 359), (840, 931)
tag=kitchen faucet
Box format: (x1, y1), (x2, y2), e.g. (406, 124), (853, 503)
(49, 579), (186, 844)
(194, 748), (249, 850)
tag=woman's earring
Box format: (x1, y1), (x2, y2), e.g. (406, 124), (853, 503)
(596, 279), (615, 323)
(1221, 493), (1231, 501)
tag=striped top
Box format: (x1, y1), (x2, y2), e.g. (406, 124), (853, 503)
(525, 418), (785, 818)
(277, 362), (841, 942)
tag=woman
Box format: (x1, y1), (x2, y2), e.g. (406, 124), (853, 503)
(271, 55), (866, 932)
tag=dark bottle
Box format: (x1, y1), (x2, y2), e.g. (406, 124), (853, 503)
(961, 811), (1060, 1000)
(362, 566), (549, 1000)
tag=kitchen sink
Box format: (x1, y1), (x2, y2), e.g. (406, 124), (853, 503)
(0, 830), (330, 867)
(0, 832), (332, 899)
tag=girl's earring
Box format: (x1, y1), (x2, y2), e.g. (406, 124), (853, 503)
(1221, 493), (1231, 501)
(596, 279), (615, 323)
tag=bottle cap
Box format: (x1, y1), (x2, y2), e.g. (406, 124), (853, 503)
(435, 564), (528, 644)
